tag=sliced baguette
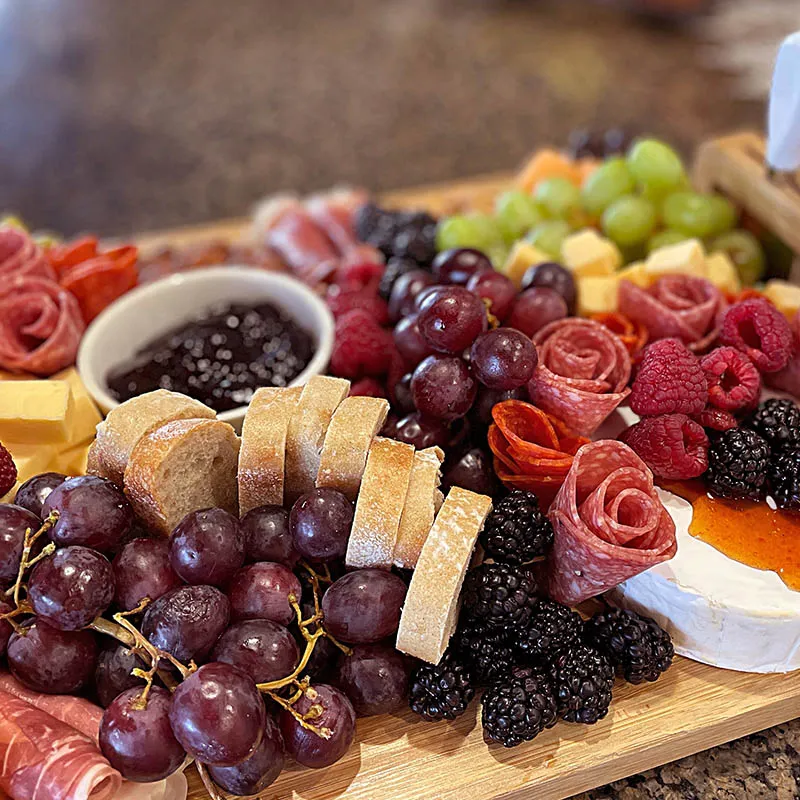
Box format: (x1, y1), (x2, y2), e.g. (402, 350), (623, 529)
(393, 446), (445, 569)
(316, 396), (390, 501)
(124, 418), (240, 535)
(284, 376), (350, 503)
(345, 437), (416, 569)
(396, 486), (493, 664)
(238, 386), (302, 514)
(87, 390), (215, 487)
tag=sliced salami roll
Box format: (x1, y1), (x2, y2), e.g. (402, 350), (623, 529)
(547, 440), (677, 605)
(528, 318), (631, 437)
(0, 226), (55, 282)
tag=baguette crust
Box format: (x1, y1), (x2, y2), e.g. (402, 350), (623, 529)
(124, 417), (240, 535)
(238, 386), (302, 514)
(346, 437), (415, 569)
(284, 376), (350, 503)
(87, 390), (215, 486)
(316, 396), (390, 501)
(393, 446), (445, 569)
(396, 487), (493, 664)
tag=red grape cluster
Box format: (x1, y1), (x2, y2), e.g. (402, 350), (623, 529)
(1, 473), (412, 794)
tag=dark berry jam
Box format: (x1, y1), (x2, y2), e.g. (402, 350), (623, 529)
(107, 302), (314, 411)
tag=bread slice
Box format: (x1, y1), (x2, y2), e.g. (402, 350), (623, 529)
(284, 376), (350, 503)
(238, 386), (302, 514)
(345, 437), (415, 569)
(316, 396), (390, 501)
(393, 446), (445, 569)
(124, 418), (240, 535)
(88, 390), (215, 487)
(396, 487), (493, 664)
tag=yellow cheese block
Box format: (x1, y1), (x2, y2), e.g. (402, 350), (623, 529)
(0, 381), (73, 445)
(706, 252), (741, 296)
(644, 239), (707, 281)
(6, 442), (57, 483)
(500, 241), (551, 288)
(763, 280), (800, 320)
(577, 276), (620, 316)
(52, 368), (102, 445)
(56, 442), (91, 476)
(617, 261), (649, 288)
(561, 230), (621, 278)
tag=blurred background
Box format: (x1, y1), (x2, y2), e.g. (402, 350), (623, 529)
(0, 0), (792, 236)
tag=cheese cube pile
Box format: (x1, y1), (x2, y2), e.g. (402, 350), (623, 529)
(0, 368), (101, 501)
(763, 280), (800, 320)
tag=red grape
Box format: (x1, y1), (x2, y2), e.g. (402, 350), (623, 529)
(279, 684), (355, 768)
(141, 585), (230, 663)
(208, 715), (285, 795)
(8, 617), (97, 694)
(28, 546), (115, 631)
(289, 489), (353, 563)
(113, 538), (182, 612)
(470, 327), (538, 390)
(100, 686), (186, 782)
(392, 373), (416, 415)
(388, 270), (435, 323)
(508, 287), (568, 338)
(442, 448), (499, 497)
(520, 261), (576, 315)
(417, 286), (488, 354)
(240, 506), (298, 567)
(0, 601), (12, 657)
(14, 472), (67, 518)
(466, 270), (517, 321)
(0, 504), (41, 585)
(322, 569), (407, 644)
(473, 385), (527, 426)
(410, 356), (477, 422)
(432, 248), (492, 285)
(169, 662), (266, 766)
(212, 619), (299, 683)
(393, 314), (434, 367)
(42, 476), (134, 554)
(228, 562), (302, 626)
(169, 508), (245, 587)
(297, 625), (337, 681)
(333, 643), (409, 716)
(95, 643), (149, 708)
(391, 412), (450, 449)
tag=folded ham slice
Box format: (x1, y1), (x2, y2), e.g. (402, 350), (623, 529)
(547, 440), (677, 605)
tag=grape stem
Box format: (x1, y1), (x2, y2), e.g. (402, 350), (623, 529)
(5, 511), (59, 607)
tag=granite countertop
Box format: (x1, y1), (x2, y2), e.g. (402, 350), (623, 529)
(1, 1), (797, 797)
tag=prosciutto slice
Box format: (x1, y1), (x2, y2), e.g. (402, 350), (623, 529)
(0, 228), (55, 282)
(306, 187), (368, 253)
(528, 318), (631, 436)
(547, 440), (677, 605)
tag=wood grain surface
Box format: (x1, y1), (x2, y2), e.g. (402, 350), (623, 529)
(138, 162), (800, 800)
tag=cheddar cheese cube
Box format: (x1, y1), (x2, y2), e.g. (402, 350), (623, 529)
(501, 241), (551, 288)
(577, 276), (620, 316)
(0, 381), (73, 444)
(6, 442), (56, 483)
(52, 368), (102, 445)
(56, 442), (90, 476)
(706, 252), (741, 296)
(644, 239), (707, 281)
(763, 279), (800, 320)
(616, 261), (649, 288)
(561, 230), (621, 278)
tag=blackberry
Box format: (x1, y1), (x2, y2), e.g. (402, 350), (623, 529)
(462, 562), (539, 630)
(768, 446), (800, 512)
(354, 202), (437, 265)
(481, 671), (557, 747)
(408, 653), (475, 722)
(706, 428), (771, 500)
(452, 619), (514, 685)
(378, 257), (419, 301)
(480, 490), (554, 564)
(550, 644), (614, 724)
(515, 600), (584, 661)
(745, 398), (800, 453)
(353, 202), (383, 243)
(584, 608), (674, 684)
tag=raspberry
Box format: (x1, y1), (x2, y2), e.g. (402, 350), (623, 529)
(700, 346), (761, 412)
(0, 444), (17, 498)
(719, 297), (793, 373)
(349, 378), (387, 398)
(620, 413), (709, 479)
(629, 339), (707, 417)
(329, 309), (393, 379)
(332, 260), (385, 290)
(691, 406), (738, 432)
(325, 284), (389, 326)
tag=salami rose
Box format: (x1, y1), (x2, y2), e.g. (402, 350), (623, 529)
(0, 276), (84, 376)
(0, 226), (55, 282)
(618, 275), (726, 352)
(528, 318), (631, 437)
(547, 440), (677, 605)
(589, 311), (648, 357)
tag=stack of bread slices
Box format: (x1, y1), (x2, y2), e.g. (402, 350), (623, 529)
(86, 377), (493, 664)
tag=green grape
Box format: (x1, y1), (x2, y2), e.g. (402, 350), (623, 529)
(706, 194), (737, 236)
(662, 192), (736, 239)
(534, 178), (582, 220)
(580, 157), (635, 216)
(494, 190), (545, 242)
(647, 229), (688, 253)
(626, 138), (686, 194)
(709, 230), (766, 286)
(487, 242), (510, 269)
(436, 213), (502, 252)
(526, 220), (572, 259)
(601, 195), (657, 248)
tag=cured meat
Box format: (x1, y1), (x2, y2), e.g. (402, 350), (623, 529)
(0, 276), (85, 376)
(528, 318), (632, 437)
(618, 275), (726, 352)
(547, 440), (677, 605)
(589, 311), (648, 357)
(0, 689), (121, 800)
(306, 187), (369, 253)
(0, 227), (55, 282)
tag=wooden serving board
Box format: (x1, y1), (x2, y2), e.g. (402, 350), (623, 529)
(141, 170), (800, 800)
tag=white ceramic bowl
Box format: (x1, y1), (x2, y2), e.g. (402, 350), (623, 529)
(77, 266), (334, 429)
